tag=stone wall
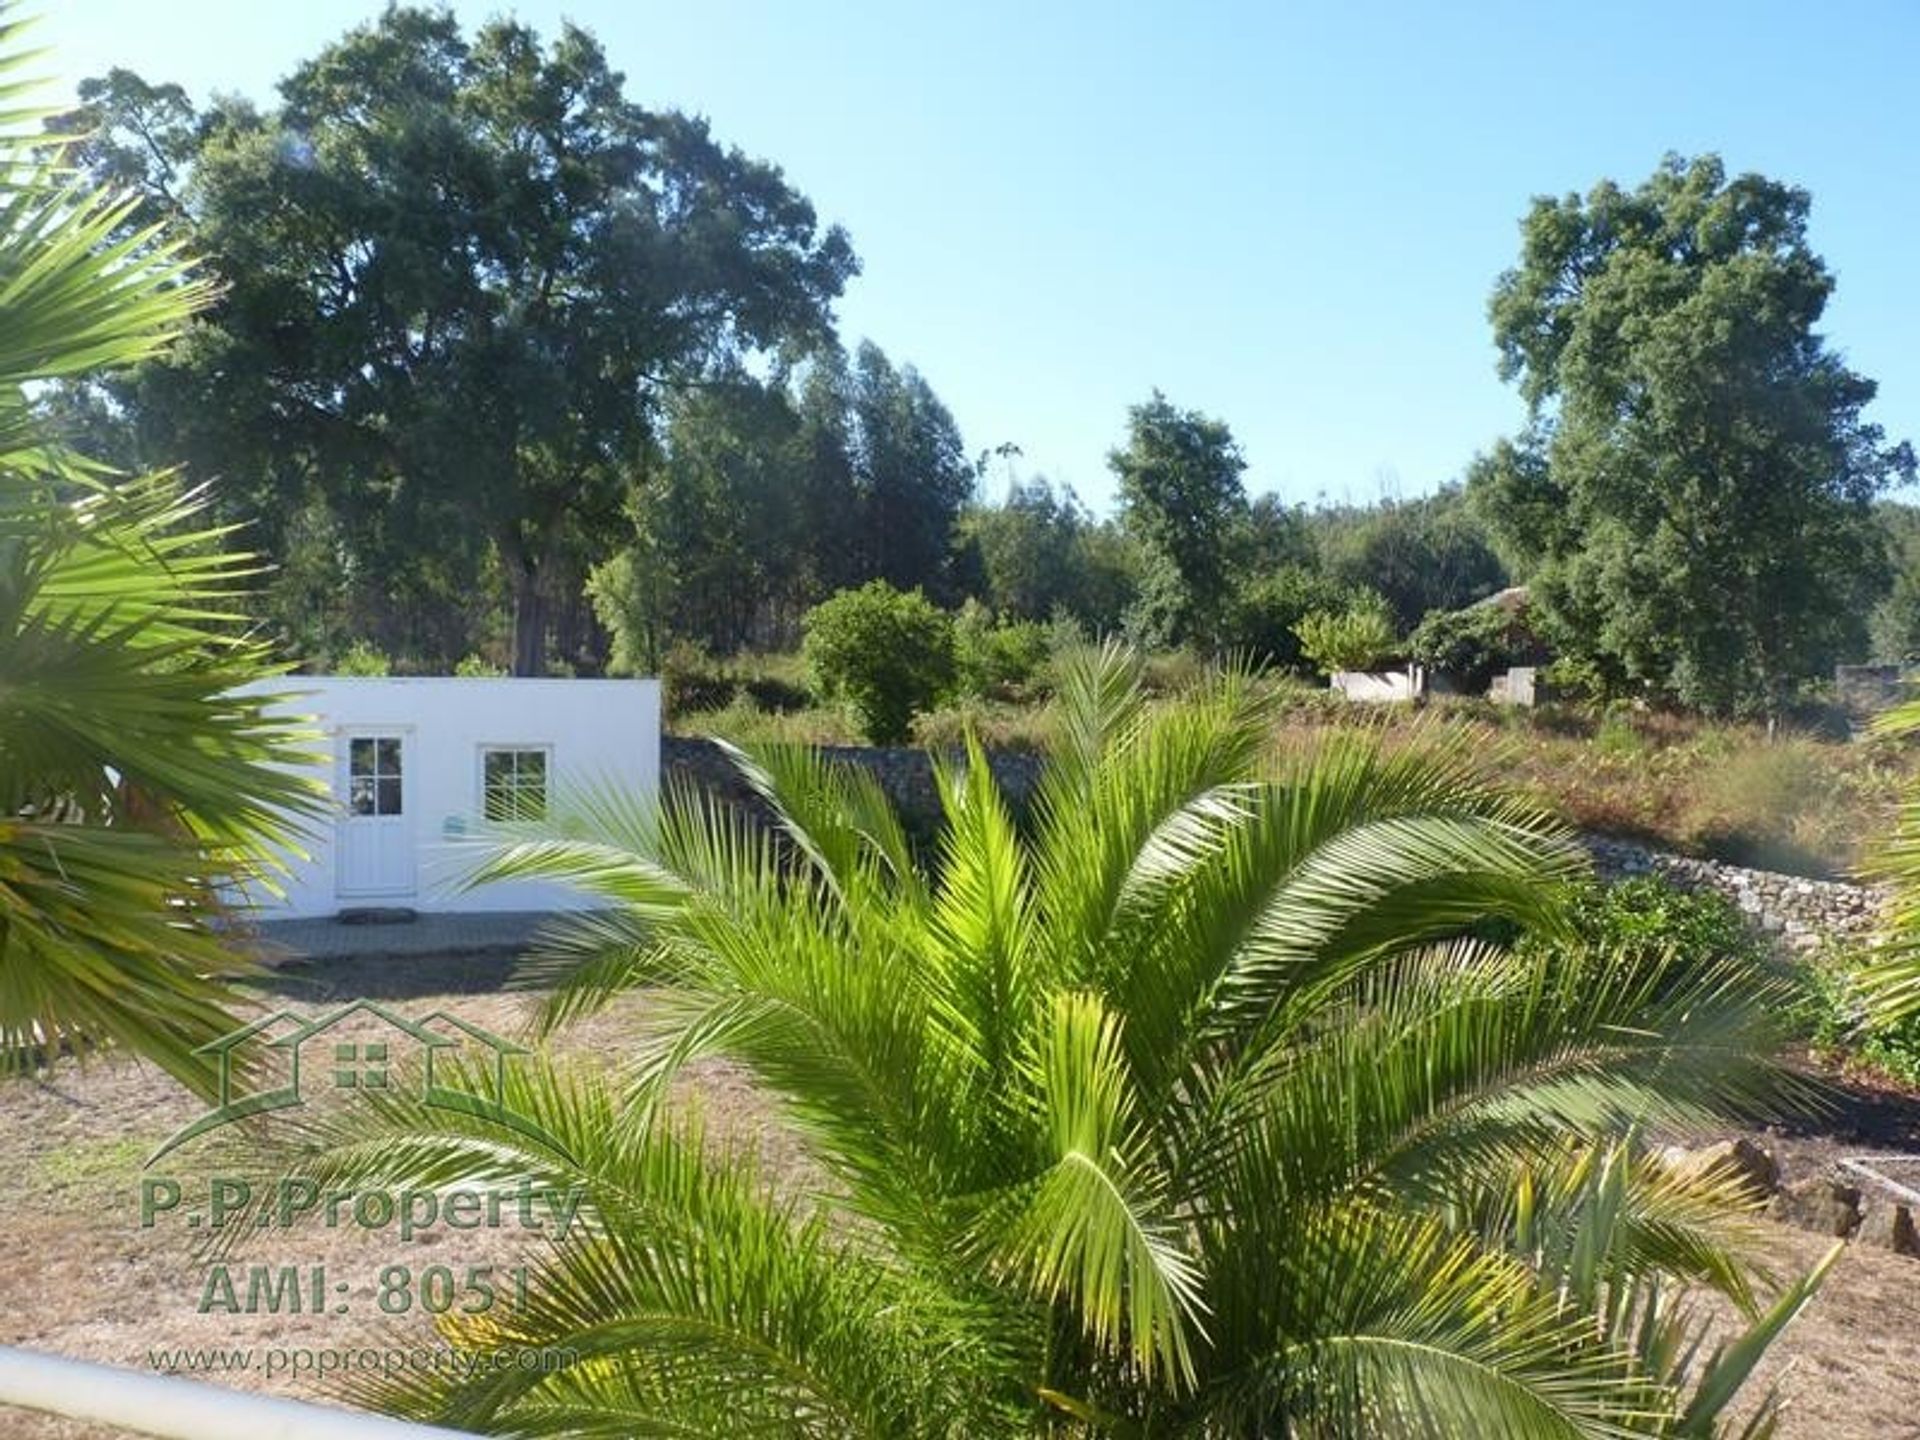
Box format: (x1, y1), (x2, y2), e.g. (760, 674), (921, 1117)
(662, 736), (1044, 828)
(1584, 836), (1883, 952)
(663, 737), (1886, 951)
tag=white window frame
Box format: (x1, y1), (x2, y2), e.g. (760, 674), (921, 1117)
(476, 743), (552, 823)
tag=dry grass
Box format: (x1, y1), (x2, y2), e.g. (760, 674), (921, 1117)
(669, 652), (1910, 878)
(3, 950), (1919, 1437)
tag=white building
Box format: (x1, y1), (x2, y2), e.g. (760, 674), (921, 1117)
(234, 677), (660, 920)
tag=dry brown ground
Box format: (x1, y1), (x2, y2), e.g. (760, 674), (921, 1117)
(1, 951), (1917, 1438)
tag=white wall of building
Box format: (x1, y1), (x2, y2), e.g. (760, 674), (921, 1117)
(234, 677), (660, 920)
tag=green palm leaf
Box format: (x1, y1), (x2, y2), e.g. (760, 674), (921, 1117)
(322, 647), (1822, 1436)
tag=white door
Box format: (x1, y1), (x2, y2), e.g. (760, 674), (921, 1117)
(336, 732), (416, 899)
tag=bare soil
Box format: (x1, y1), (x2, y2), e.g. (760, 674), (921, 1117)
(2, 952), (1917, 1437)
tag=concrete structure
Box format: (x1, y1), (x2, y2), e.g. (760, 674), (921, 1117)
(1489, 666), (1539, 706)
(1330, 667), (1424, 703)
(235, 677), (659, 920)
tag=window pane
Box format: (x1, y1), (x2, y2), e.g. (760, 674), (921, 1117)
(349, 777), (376, 815)
(482, 748), (547, 822)
(376, 738), (402, 776)
(349, 738), (375, 777)
(377, 777), (403, 815)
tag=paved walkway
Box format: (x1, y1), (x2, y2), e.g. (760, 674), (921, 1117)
(247, 910), (550, 965)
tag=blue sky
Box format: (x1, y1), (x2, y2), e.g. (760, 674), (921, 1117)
(40, 1), (1920, 514)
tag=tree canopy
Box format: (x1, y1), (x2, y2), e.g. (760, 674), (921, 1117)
(1469, 154), (1912, 715)
(60, 7), (857, 674)
(1110, 391), (1247, 646)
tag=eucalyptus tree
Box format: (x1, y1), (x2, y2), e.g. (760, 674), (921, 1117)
(1111, 393), (1247, 647)
(292, 647), (1819, 1436)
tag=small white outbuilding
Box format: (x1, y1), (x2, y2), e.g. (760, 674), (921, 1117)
(233, 677), (660, 920)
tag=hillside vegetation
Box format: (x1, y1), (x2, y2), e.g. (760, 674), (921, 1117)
(667, 647), (1907, 880)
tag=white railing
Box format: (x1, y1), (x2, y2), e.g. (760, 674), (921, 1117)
(0, 1346), (477, 1440)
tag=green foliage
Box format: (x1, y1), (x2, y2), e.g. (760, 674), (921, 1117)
(803, 581), (957, 743)
(1293, 591), (1398, 672)
(453, 653), (506, 678)
(286, 645), (1817, 1435)
(0, 20), (320, 1089)
(1472, 154), (1913, 716)
(1860, 698), (1920, 1022)
(64, 8), (856, 674)
(1219, 564), (1351, 672)
(329, 640), (392, 677)
(587, 547), (668, 678)
(953, 599), (1049, 697)
(1111, 391), (1247, 645)
(1315, 486), (1508, 632)
(1870, 500), (1920, 660)
(1548, 877), (1766, 973)
(960, 478), (1142, 631)
(656, 642), (814, 718)
(1408, 601), (1535, 690)
(1801, 950), (1918, 1084)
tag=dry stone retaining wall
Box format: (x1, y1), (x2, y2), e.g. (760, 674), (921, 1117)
(663, 737), (1884, 949)
(1584, 836), (1883, 951)
(662, 736), (1043, 827)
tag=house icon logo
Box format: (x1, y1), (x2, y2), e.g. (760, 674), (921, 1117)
(147, 1000), (569, 1165)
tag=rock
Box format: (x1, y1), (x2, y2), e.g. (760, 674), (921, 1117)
(1667, 1138), (1779, 1200)
(1856, 1201), (1920, 1257)
(1768, 1176), (1863, 1237)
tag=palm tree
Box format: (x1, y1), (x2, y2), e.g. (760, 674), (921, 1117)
(1860, 697), (1920, 1021)
(290, 646), (1820, 1437)
(0, 12), (317, 1087)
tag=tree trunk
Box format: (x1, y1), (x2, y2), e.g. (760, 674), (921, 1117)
(510, 569), (547, 676)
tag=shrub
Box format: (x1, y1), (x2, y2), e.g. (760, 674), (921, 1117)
(1293, 591), (1397, 673)
(1554, 876), (1765, 971)
(1802, 942), (1920, 1087)
(1406, 602), (1534, 691)
(454, 653), (506, 677)
(1220, 565), (1350, 672)
(803, 581), (957, 744)
(332, 640), (392, 676)
(953, 599), (1050, 697)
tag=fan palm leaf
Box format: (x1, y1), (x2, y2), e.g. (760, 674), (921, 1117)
(0, 9), (320, 1087)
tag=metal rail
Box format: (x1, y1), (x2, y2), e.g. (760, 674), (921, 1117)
(0, 1345), (477, 1440)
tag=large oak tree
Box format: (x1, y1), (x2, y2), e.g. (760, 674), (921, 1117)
(1470, 154), (1912, 715)
(62, 7), (856, 673)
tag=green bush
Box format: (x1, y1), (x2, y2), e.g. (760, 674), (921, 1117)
(1802, 944), (1920, 1087)
(1293, 591), (1397, 673)
(803, 581), (957, 744)
(454, 653), (506, 677)
(1554, 876), (1765, 970)
(1221, 565), (1350, 672)
(954, 599), (1050, 697)
(1406, 603), (1533, 691)
(331, 640), (392, 676)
